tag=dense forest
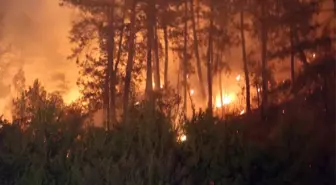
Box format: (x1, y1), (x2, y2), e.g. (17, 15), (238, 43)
(0, 0), (335, 184)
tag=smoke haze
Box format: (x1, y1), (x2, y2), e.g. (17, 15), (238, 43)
(0, 0), (80, 119)
(0, 0), (332, 119)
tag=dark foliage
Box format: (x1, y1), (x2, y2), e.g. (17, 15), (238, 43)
(0, 99), (334, 185)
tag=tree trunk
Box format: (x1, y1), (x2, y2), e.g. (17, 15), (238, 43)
(153, 24), (161, 90)
(292, 30), (308, 66)
(105, 5), (115, 130)
(110, 17), (125, 124)
(323, 75), (329, 118)
(256, 84), (260, 108)
(290, 26), (295, 85)
(188, 84), (195, 115)
(115, 22), (125, 77)
(219, 70), (224, 118)
(104, 58), (110, 128)
(163, 24), (169, 89)
(190, 0), (206, 100)
(123, 0), (137, 119)
(196, 0), (200, 27)
(261, 2), (268, 120)
(145, 0), (155, 99)
(177, 64), (181, 96)
(240, 10), (251, 113)
(207, 0), (214, 116)
(183, 0), (188, 116)
(218, 50), (224, 118)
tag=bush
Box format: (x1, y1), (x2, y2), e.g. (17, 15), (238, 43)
(0, 106), (334, 185)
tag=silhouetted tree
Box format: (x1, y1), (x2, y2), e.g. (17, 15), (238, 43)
(12, 80), (64, 126)
(123, 0), (138, 120)
(190, 0), (206, 100)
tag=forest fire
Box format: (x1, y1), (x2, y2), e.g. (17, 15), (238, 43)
(215, 94), (235, 108)
(63, 88), (81, 105)
(0, 0), (334, 184)
(0, 0), (333, 123)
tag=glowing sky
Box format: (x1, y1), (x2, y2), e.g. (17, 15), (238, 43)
(0, 0), (80, 119)
(0, 0), (333, 120)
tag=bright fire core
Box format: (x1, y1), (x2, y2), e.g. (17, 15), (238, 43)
(215, 94), (235, 108)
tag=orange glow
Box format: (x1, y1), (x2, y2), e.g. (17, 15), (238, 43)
(152, 82), (164, 89)
(190, 89), (195, 95)
(215, 94), (235, 108)
(63, 88), (81, 105)
(179, 134), (187, 142)
(236, 75), (241, 81)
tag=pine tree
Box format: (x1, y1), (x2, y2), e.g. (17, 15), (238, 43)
(190, 0), (206, 100)
(123, 0), (137, 120)
(12, 80), (64, 125)
(61, 0), (146, 126)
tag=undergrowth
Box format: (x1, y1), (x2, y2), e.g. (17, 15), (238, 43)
(0, 105), (334, 185)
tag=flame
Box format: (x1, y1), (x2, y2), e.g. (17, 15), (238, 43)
(152, 81), (164, 89)
(63, 88), (81, 105)
(215, 94), (234, 108)
(190, 89), (195, 95)
(236, 75), (241, 81)
(240, 109), (245, 115)
(179, 134), (187, 142)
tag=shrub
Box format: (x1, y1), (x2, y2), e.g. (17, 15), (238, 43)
(0, 105), (334, 185)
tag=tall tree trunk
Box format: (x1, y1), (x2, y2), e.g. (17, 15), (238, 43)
(218, 50), (224, 118)
(104, 56), (110, 128)
(240, 10), (251, 113)
(196, 0), (200, 27)
(105, 5), (115, 130)
(190, 0), (206, 100)
(115, 23), (124, 72)
(323, 75), (329, 118)
(123, 0), (137, 119)
(290, 26), (295, 85)
(207, 0), (214, 116)
(163, 24), (169, 89)
(153, 24), (161, 90)
(145, 0), (155, 98)
(183, 0), (188, 116)
(187, 84), (196, 114)
(256, 84), (260, 108)
(261, 2), (268, 119)
(110, 18), (125, 124)
(177, 64), (181, 96)
(292, 30), (308, 66)
(219, 69), (224, 117)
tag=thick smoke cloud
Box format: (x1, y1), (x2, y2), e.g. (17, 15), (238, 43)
(0, 0), (80, 119)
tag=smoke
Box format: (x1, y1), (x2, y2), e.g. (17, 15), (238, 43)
(0, 0), (80, 119)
